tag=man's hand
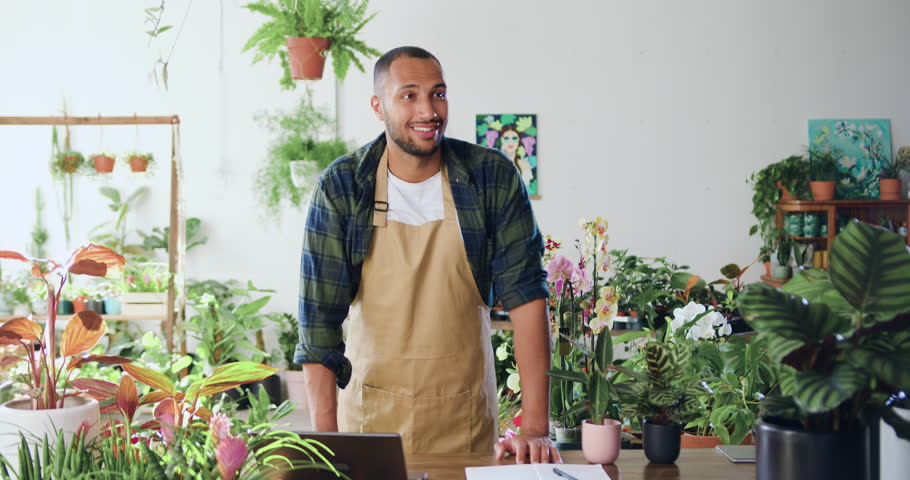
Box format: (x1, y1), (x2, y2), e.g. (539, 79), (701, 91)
(494, 435), (563, 464)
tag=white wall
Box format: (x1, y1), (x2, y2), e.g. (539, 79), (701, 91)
(2, 0), (909, 317)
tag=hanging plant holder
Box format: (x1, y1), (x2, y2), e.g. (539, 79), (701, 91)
(286, 37), (330, 80)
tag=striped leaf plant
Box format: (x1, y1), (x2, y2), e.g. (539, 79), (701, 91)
(738, 220), (910, 439)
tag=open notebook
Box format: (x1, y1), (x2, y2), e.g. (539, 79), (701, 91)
(465, 464), (611, 480)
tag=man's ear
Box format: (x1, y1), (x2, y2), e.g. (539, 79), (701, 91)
(370, 95), (385, 121)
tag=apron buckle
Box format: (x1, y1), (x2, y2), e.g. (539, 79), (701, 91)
(374, 200), (389, 212)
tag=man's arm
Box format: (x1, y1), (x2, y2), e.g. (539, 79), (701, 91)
(494, 298), (562, 464)
(295, 171), (357, 431)
(303, 364), (339, 431)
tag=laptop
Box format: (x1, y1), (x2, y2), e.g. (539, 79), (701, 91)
(715, 445), (756, 463)
(282, 431), (426, 480)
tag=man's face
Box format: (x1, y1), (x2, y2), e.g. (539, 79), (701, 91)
(372, 56), (448, 157)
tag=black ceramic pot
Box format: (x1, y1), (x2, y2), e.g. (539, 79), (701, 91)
(756, 419), (869, 480)
(225, 374), (282, 409)
(643, 419), (681, 464)
(85, 300), (105, 314)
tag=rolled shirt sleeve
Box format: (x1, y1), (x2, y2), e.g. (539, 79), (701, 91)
(296, 172), (356, 388)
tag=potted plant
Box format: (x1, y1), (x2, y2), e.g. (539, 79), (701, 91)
(880, 146), (910, 200)
(255, 92), (350, 218)
(88, 186), (150, 257)
(277, 311), (308, 408)
(614, 341), (709, 464)
(115, 262), (171, 316)
(0, 244), (127, 462)
(807, 145), (841, 201)
(771, 236), (791, 279)
(546, 218), (624, 464)
(124, 152), (154, 173)
(90, 152), (116, 174)
(748, 155), (810, 270)
(51, 151), (84, 175)
(243, 0), (381, 87)
(738, 221), (910, 480)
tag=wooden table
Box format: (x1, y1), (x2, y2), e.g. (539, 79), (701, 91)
(407, 449), (755, 480)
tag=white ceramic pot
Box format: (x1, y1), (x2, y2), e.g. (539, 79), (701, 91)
(881, 407), (910, 480)
(582, 419), (622, 464)
(283, 369), (309, 411)
(0, 396), (100, 466)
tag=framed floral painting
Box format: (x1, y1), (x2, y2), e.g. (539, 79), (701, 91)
(808, 119), (892, 199)
(476, 114), (539, 199)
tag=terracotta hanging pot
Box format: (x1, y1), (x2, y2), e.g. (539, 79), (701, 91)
(880, 178), (901, 200)
(92, 154), (115, 173)
(286, 37), (331, 80)
(809, 181), (835, 201)
(129, 155), (149, 173)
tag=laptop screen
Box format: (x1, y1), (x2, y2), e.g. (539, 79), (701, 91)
(285, 431), (411, 480)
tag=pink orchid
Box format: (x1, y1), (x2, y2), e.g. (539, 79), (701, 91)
(545, 255), (574, 296)
(570, 263), (592, 294)
(216, 436), (249, 480)
(521, 136), (536, 156)
(485, 129), (499, 148)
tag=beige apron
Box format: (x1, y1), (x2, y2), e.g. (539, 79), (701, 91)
(337, 150), (498, 455)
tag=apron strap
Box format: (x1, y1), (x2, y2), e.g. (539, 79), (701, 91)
(374, 150), (390, 227)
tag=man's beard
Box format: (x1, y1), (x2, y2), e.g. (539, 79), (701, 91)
(388, 122), (442, 157)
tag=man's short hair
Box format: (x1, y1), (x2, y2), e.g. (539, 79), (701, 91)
(373, 46), (441, 93)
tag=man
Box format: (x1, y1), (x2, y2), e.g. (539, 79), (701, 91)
(295, 46), (559, 464)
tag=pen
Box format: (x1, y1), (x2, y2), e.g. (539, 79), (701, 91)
(553, 467), (580, 480)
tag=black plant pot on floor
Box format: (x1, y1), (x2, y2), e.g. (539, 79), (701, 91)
(643, 420), (681, 464)
(224, 374), (282, 409)
(756, 419), (870, 480)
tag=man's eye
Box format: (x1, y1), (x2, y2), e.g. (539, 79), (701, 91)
(402, 93), (414, 99)
(435, 92), (446, 99)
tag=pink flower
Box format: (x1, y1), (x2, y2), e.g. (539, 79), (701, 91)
(521, 136), (536, 156)
(570, 263), (592, 294)
(216, 436), (248, 480)
(546, 255), (574, 297)
(485, 129), (500, 148)
(209, 413), (231, 445)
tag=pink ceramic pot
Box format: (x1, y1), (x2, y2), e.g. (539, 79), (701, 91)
(582, 419), (622, 464)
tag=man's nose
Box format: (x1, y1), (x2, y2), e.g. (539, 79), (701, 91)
(414, 96), (438, 120)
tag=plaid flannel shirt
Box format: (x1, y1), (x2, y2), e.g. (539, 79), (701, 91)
(295, 133), (548, 388)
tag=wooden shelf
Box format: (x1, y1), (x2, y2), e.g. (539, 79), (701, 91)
(0, 314), (165, 322)
(776, 199), (910, 248)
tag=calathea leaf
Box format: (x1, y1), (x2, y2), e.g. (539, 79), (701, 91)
(844, 347), (910, 391)
(830, 221), (910, 322)
(794, 364), (866, 413)
(739, 283), (850, 342)
(761, 395), (803, 421)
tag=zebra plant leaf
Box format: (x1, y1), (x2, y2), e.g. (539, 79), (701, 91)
(844, 347), (910, 391)
(829, 221), (910, 322)
(644, 343), (672, 382)
(794, 364), (867, 413)
(739, 283), (850, 342)
(761, 394), (803, 421)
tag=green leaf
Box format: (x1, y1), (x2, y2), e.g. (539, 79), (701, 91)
(612, 330), (649, 344)
(515, 116), (533, 132)
(123, 363), (176, 395)
(739, 283), (849, 341)
(761, 394), (802, 420)
(720, 264), (741, 279)
(758, 332), (805, 363)
(644, 343), (672, 381)
(593, 331), (613, 371)
(194, 361), (278, 398)
(794, 364), (866, 413)
(546, 369), (587, 384)
(829, 221), (910, 321)
(844, 347), (910, 391)
(234, 295), (271, 317)
(588, 374), (612, 421)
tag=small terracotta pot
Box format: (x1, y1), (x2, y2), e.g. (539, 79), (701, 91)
(582, 419), (622, 464)
(93, 155), (115, 173)
(129, 156), (149, 172)
(880, 178), (901, 200)
(763, 261), (771, 276)
(680, 433), (753, 448)
(809, 181), (835, 201)
(60, 155), (82, 173)
(72, 296), (88, 313)
(286, 37), (331, 80)
(776, 180), (793, 201)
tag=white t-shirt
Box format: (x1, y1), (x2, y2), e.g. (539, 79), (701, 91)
(386, 168), (444, 226)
